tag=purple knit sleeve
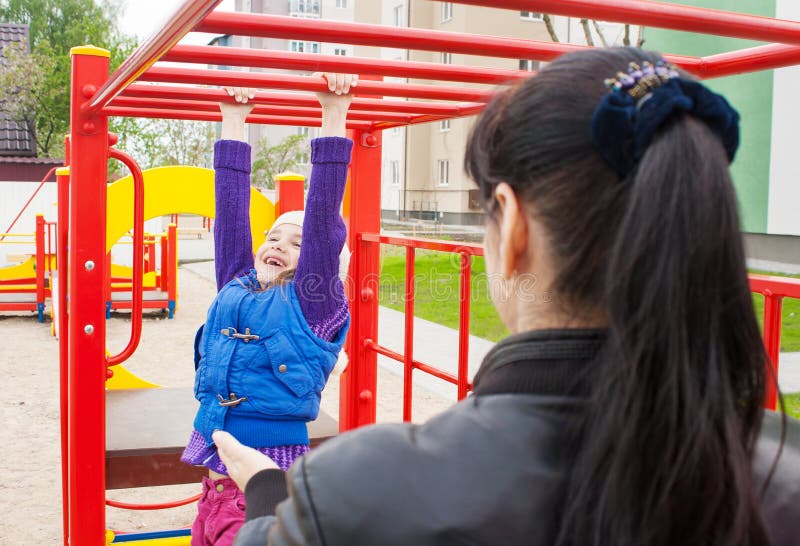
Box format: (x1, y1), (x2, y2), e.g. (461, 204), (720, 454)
(213, 140), (254, 292)
(294, 137), (353, 341)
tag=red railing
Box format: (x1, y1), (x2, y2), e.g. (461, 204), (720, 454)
(0, 214), (56, 322)
(356, 235), (800, 418)
(359, 234), (483, 421)
(750, 274), (800, 410)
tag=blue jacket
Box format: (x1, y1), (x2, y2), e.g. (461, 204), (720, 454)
(194, 273), (348, 448)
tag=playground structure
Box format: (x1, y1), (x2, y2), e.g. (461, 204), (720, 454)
(0, 213), (55, 322)
(104, 225), (178, 319)
(58, 0), (800, 544)
(0, 214), (180, 325)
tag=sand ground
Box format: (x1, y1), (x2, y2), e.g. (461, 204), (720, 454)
(0, 266), (456, 544)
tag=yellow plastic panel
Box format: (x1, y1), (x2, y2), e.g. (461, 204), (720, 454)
(107, 166), (274, 253)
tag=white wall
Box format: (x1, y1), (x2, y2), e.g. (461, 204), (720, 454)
(768, 0), (800, 235)
(0, 182), (58, 265)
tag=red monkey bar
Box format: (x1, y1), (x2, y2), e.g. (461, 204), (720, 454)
(62, 0), (800, 544)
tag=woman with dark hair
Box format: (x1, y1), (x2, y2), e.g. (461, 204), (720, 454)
(213, 47), (800, 546)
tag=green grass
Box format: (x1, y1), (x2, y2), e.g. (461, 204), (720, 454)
(379, 249), (509, 342)
(750, 270), (800, 352)
(783, 393), (800, 419)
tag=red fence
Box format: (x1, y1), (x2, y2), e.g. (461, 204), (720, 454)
(363, 238), (800, 419)
(0, 214), (56, 322)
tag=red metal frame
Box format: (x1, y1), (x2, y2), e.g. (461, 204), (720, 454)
(61, 0), (800, 542)
(105, 225), (179, 318)
(750, 275), (800, 410)
(68, 47), (110, 546)
(105, 148), (145, 366)
(0, 213), (55, 322)
(56, 162), (70, 546)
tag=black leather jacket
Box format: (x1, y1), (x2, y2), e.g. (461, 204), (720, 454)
(236, 330), (800, 546)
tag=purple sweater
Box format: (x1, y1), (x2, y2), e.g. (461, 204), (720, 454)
(212, 137), (352, 340)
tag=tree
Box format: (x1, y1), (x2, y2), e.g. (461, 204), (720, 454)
(0, 39), (59, 154)
(0, 0), (135, 157)
(252, 134), (309, 189)
(145, 119), (215, 169)
(541, 14), (644, 48)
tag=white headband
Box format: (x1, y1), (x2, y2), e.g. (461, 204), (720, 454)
(268, 211), (350, 281)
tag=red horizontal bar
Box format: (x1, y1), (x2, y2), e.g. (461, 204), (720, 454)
(0, 278), (37, 285)
(361, 233), (484, 255)
(102, 106), (373, 129)
(85, 0), (223, 113)
(195, 12), (700, 70)
(108, 96), (415, 123)
(108, 301), (174, 310)
(141, 66), (496, 103)
(121, 83), (483, 116)
(749, 274), (800, 299)
(448, 0), (800, 46)
(0, 303), (37, 310)
(701, 43), (800, 79)
(363, 339), (464, 387)
(165, 45), (528, 85)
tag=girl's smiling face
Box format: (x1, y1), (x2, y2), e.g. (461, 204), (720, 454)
(254, 223), (302, 284)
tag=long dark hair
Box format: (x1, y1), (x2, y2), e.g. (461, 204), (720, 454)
(465, 47), (771, 546)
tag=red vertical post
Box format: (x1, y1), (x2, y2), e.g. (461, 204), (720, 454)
(340, 129), (382, 431)
(457, 251), (472, 400)
(67, 45), (110, 546)
(55, 165), (70, 546)
(35, 214), (46, 322)
(762, 290), (782, 410)
(159, 232), (169, 291)
(167, 222), (178, 318)
(274, 173), (305, 215)
(402, 246), (415, 422)
(104, 252), (113, 316)
(144, 235), (156, 274)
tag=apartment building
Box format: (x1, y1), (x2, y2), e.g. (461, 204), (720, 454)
(352, 3), (550, 224)
(355, 3), (630, 225)
(227, 0), (355, 179)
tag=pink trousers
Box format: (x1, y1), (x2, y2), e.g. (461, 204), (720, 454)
(191, 476), (245, 546)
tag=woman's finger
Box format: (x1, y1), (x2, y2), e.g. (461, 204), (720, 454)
(213, 430), (279, 491)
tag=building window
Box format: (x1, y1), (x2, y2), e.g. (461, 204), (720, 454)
(290, 41), (320, 54)
(336, 0), (347, 7)
(441, 52), (452, 65)
(440, 119), (450, 132)
(297, 127), (310, 137)
(390, 160), (400, 186)
(393, 4), (404, 27)
(520, 11), (543, 21)
(441, 2), (453, 22)
(519, 59), (540, 71)
(289, 0), (320, 17)
(334, 48), (347, 56)
(437, 159), (449, 187)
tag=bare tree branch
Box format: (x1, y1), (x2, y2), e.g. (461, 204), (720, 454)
(637, 26), (646, 47)
(580, 19), (595, 47)
(592, 20), (609, 47)
(542, 14), (560, 43)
